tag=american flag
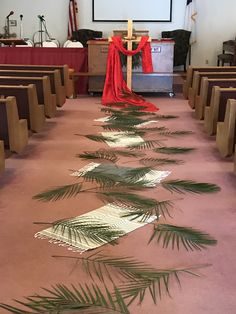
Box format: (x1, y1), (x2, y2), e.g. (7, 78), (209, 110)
(68, 0), (79, 39)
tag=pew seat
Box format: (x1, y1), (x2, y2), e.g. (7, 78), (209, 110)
(204, 87), (236, 135)
(0, 96), (28, 153)
(0, 85), (45, 133)
(0, 76), (56, 118)
(216, 99), (236, 157)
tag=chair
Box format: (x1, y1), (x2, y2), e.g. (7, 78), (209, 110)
(217, 53), (234, 66)
(161, 29), (191, 71)
(63, 40), (83, 48)
(72, 29), (103, 47)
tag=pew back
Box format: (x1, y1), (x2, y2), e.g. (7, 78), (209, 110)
(196, 78), (236, 119)
(204, 87), (236, 135)
(184, 66), (236, 99)
(0, 85), (45, 132)
(0, 76), (56, 117)
(0, 64), (72, 97)
(189, 71), (236, 108)
(0, 69), (65, 107)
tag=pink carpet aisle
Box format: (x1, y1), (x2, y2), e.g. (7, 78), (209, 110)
(0, 92), (236, 313)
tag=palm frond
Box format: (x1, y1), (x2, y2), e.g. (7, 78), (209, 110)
(124, 166), (154, 182)
(155, 114), (178, 119)
(99, 192), (174, 220)
(0, 284), (130, 314)
(138, 126), (168, 132)
(162, 180), (221, 194)
(149, 224), (217, 251)
(118, 266), (204, 305)
(53, 217), (125, 246)
(140, 157), (183, 167)
(112, 150), (145, 158)
(84, 134), (117, 144)
(128, 140), (163, 150)
(82, 170), (119, 188)
(77, 151), (118, 163)
(158, 130), (193, 137)
(33, 183), (83, 202)
(153, 147), (195, 155)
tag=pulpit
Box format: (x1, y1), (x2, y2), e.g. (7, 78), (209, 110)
(87, 39), (174, 95)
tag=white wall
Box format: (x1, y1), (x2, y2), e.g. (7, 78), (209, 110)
(1, 0), (236, 66)
(192, 0), (236, 66)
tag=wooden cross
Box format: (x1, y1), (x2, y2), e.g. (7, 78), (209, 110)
(110, 19), (151, 90)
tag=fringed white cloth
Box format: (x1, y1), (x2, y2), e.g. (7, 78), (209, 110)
(71, 162), (171, 187)
(101, 131), (144, 147)
(35, 204), (157, 253)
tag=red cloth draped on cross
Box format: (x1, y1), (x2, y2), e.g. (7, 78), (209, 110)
(102, 36), (158, 112)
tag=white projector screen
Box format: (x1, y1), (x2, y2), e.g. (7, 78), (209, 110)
(92, 0), (172, 22)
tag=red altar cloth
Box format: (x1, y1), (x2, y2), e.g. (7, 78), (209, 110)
(0, 47), (88, 94)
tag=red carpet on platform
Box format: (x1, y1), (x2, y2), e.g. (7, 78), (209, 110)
(0, 93), (236, 314)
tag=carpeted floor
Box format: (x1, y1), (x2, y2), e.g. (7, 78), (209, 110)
(0, 92), (236, 313)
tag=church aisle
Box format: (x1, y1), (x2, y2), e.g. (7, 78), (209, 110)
(0, 93), (236, 314)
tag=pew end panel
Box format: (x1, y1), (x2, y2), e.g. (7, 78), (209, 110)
(0, 96), (28, 153)
(195, 77), (209, 120)
(216, 99), (236, 157)
(0, 140), (4, 172)
(204, 87), (236, 135)
(27, 84), (45, 132)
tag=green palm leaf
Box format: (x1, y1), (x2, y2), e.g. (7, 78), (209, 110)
(77, 150), (144, 164)
(128, 140), (163, 150)
(84, 134), (117, 144)
(124, 166), (153, 182)
(77, 151), (118, 163)
(154, 147), (195, 154)
(0, 284), (130, 313)
(118, 266), (203, 305)
(158, 130), (193, 137)
(162, 180), (221, 194)
(33, 183), (82, 202)
(154, 114), (178, 119)
(112, 150), (145, 158)
(140, 157), (183, 167)
(100, 192), (173, 220)
(149, 224), (217, 250)
(53, 217), (125, 246)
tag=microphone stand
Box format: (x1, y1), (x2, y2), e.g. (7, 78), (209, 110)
(6, 17), (10, 38)
(39, 17), (43, 47)
(19, 15), (23, 39)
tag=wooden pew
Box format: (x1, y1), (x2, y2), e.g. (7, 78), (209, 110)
(195, 78), (236, 120)
(234, 146), (236, 173)
(189, 71), (236, 109)
(0, 76), (56, 118)
(0, 64), (72, 98)
(0, 140), (4, 172)
(0, 69), (65, 107)
(0, 96), (28, 153)
(204, 87), (236, 135)
(0, 85), (45, 133)
(183, 66), (236, 99)
(216, 99), (236, 157)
